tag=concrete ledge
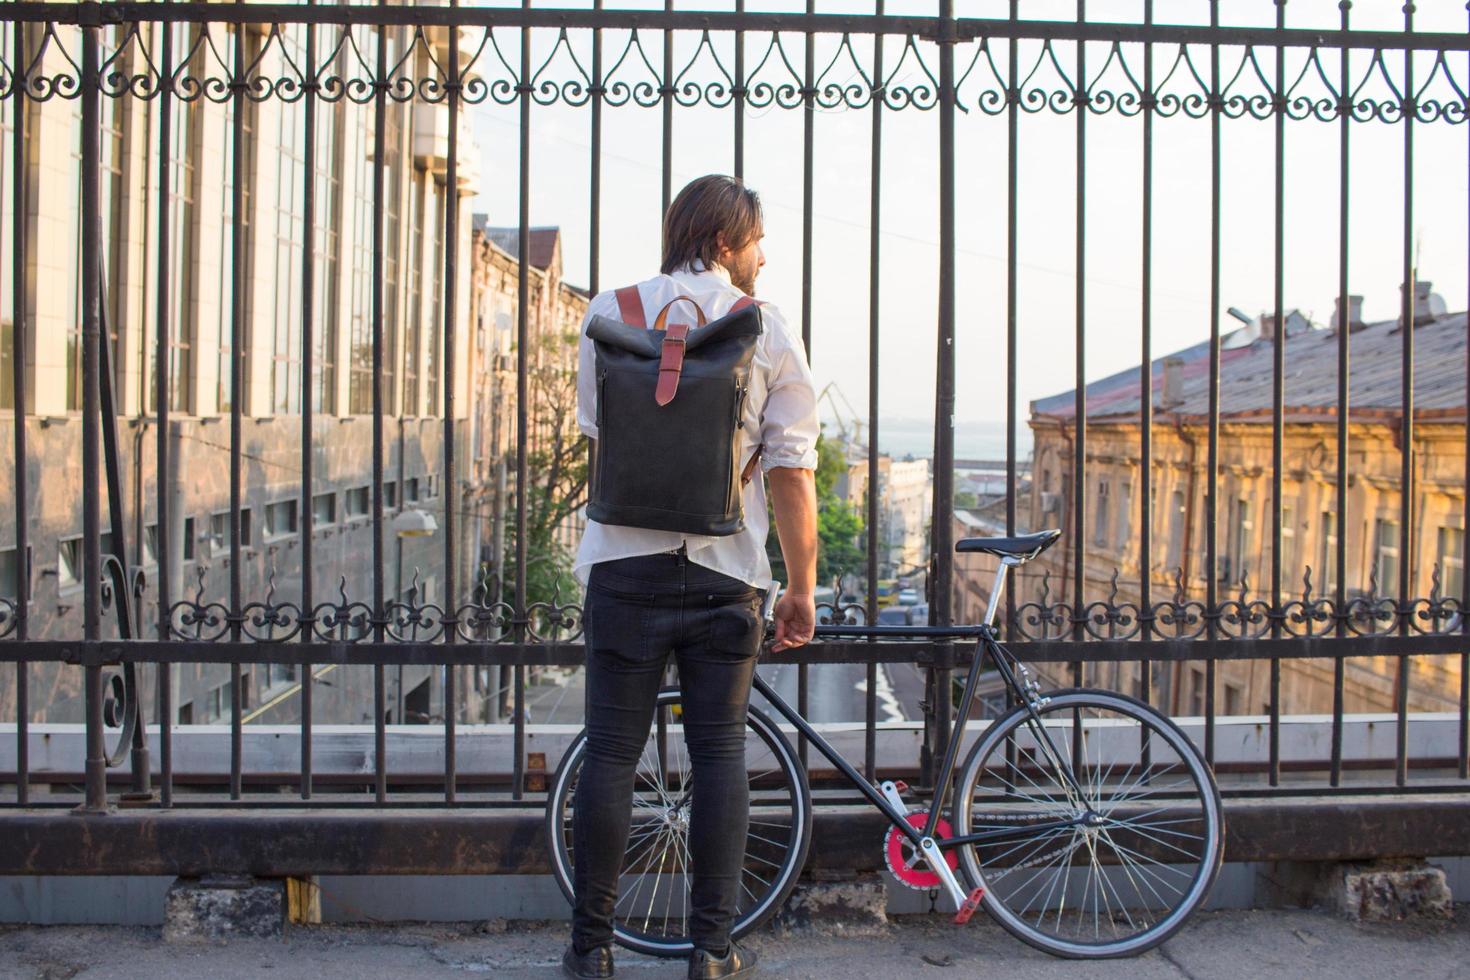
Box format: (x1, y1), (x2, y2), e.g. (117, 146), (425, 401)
(163, 876), (285, 941)
(1, 795), (1468, 877)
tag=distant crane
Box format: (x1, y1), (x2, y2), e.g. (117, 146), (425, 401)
(817, 382), (867, 458)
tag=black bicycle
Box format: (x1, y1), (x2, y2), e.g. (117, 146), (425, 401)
(547, 530), (1224, 959)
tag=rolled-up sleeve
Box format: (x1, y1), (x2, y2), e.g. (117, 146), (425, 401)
(758, 307), (820, 472)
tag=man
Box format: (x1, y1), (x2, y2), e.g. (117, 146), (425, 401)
(564, 175), (820, 980)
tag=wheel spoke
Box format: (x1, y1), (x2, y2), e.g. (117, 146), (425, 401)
(551, 694), (808, 953)
(957, 693), (1220, 955)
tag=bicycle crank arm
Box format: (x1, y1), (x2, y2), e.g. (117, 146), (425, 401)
(917, 837), (972, 912)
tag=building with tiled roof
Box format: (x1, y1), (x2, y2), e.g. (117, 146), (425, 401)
(1016, 284), (1465, 718)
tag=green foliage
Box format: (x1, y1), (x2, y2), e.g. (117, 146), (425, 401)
(766, 431), (866, 590)
(496, 323), (587, 615)
(497, 522), (578, 610)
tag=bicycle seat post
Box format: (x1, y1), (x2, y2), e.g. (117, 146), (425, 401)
(976, 552), (1043, 707)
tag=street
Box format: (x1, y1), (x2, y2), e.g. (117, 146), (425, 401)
(3, 908), (1466, 979)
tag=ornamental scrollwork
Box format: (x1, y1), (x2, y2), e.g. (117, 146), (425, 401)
(6, 18), (1465, 123)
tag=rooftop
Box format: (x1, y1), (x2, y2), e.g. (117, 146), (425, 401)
(1031, 307), (1468, 425)
(472, 216), (562, 272)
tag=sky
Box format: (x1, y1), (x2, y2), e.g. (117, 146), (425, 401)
(468, 0), (1469, 456)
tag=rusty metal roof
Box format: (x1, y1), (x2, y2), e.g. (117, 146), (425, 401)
(472, 216), (561, 272)
(1030, 311), (1467, 423)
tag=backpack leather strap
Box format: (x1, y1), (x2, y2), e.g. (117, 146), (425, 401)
(740, 443), (764, 486)
(652, 296), (708, 332)
(654, 322), (689, 406)
(613, 286), (763, 408)
(650, 297), (706, 406)
(614, 285), (647, 328)
(732, 294), (764, 480)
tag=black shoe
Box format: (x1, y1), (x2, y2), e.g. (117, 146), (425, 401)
(687, 942), (758, 980)
(562, 943), (614, 979)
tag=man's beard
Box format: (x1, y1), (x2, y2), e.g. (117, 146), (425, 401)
(730, 260), (758, 297)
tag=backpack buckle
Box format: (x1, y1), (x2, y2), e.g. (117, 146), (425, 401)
(655, 323), (690, 405)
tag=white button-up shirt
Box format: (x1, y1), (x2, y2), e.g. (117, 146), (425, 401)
(574, 262), (820, 589)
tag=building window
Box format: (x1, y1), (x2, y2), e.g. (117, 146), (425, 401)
(264, 500), (298, 539)
(141, 23), (202, 415)
(1223, 683), (1244, 716)
(1093, 479), (1110, 547)
(1318, 510), (1339, 595)
(1227, 497), (1252, 584)
(427, 175), (444, 412)
(210, 509), (253, 552)
(177, 701), (194, 725)
(381, 51), (405, 418)
(1438, 526), (1464, 602)
(312, 492), (336, 527)
(1280, 503), (1296, 585)
(1375, 519), (1400, 598)
(384, 481), (398, 510)
(0, 31), (15, 412)
(1117, 481), (1132, 551)
(1167, 489), (1187, 574)
(0, 546), (24, 600)
(405, 477), (420, 503)
(1186, 667), (1206, 716)
(69, 43), (127, 414)
(313, 92), (343, 414)
(404, 172), (424, 415)
(269, 25), (309, 415)
(344, 486), (370, 519)
(58, 537), (83, 589)
(347, 47), (379, 416)
(143, 524), (159, 567)
(181, 516), (196, 562)
(217, 25), (254, 415)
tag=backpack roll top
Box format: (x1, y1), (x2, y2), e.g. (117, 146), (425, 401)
(588, 294), (763, 536)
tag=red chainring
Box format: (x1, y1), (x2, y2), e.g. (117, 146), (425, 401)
(883, 810), (958, 889)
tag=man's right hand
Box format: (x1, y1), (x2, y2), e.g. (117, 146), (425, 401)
(771, 591), (816, 652)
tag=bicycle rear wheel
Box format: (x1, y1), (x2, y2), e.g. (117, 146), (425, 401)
(546, 688), (812, 957)
(951, 689), (1223, 958)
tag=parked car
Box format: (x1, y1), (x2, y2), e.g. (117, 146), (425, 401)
(897, 588), (920, 606)
(908, 603), (930, 626)
(876, 606), (912, 626)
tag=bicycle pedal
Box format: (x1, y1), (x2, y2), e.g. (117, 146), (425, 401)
(953, 887), (985, 925)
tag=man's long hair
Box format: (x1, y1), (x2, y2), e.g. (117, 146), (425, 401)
(660, 175), (763, 276)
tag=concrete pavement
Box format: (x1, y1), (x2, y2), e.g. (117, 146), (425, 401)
(3, 907), (1466, 979)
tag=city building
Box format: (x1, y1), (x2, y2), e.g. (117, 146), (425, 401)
(1011, 285), (1466, 715)
(835, 453), (934, 581)
(0, 21), (528, 726)
(468, 219), (589, 585)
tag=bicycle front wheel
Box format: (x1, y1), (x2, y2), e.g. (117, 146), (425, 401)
(546, 688), (813, 957)
(951, 689), (1223, 959)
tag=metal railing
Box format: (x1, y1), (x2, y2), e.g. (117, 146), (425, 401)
(0, 2), (1467, 820)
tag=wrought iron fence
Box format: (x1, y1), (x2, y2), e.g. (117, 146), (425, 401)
(0, 1), (1467, 817)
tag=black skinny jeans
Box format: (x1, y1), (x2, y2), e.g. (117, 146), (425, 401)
(571, 551), (765, 954)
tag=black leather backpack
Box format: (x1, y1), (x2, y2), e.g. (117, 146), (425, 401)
(586, 285), (764, 536)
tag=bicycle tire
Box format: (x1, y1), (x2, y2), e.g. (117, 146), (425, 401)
(546, 688), (813, 957)
(950, 689), (1224, 959)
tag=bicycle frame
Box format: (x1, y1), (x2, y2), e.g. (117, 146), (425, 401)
(764, 556), (1089, 908)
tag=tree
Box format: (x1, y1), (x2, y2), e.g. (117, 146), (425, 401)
(767, 430), (866, 590)
(497, 324), (587, 612)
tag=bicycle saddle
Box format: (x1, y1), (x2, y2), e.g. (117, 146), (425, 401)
(955, 528), (1062, 561)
